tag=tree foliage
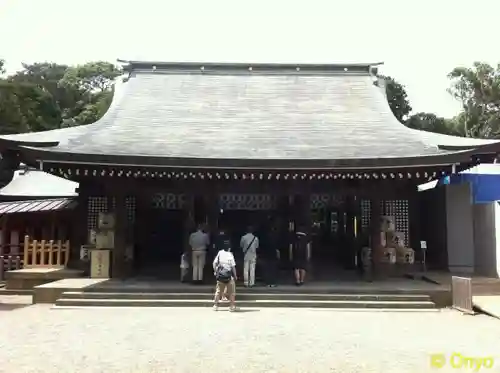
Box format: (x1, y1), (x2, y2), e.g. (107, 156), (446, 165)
(378, 75), (468, 136)
(0, 60), (121, 134)
(405, 112), (463, 136)
(447, 62), (500, 138)
(376, 75), (412, 122)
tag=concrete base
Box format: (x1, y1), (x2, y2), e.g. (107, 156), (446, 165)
(33, 278), (109, 304)
(6, 268), (85, 290)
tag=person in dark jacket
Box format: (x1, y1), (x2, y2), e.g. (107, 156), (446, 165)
(289, 226), (311, 286)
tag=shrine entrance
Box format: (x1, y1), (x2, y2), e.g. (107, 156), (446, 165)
(133, 193), (187, 275)
(309, 194), (361, 270)
(217, 193), (279, 259)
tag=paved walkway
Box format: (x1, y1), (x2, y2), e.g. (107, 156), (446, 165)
(1, 296), (500, 372)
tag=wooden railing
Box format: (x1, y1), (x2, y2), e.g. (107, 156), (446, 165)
(23, 236), (70, 268)
(0, 255), (21, 281)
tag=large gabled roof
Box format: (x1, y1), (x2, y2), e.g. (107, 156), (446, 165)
(0, 60), (499, 170)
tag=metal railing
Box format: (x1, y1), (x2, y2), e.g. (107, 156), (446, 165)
(451, 276), (474, 314)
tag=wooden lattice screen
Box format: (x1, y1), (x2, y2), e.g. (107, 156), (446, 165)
(218, 194), (276, 210)
(87, 196), (136, 233)
(360, 199), (410, 246)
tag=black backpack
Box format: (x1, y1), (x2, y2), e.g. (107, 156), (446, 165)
(215, 254), (232, 283)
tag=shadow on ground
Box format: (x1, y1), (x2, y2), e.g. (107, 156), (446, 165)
(0, 303), (30, 311)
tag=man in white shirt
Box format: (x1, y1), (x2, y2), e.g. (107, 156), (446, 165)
(240, 226), (259, 287)
(212, 246), (237, 311)
(188, 224), (210, 283)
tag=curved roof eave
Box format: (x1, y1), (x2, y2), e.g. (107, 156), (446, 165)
(407, 128), (500, 150)
(12, 144), (481, 170)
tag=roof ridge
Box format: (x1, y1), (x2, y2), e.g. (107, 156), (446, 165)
(118, 59), (383, 75)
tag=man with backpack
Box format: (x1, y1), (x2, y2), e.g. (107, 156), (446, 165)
(212, 242), (238, 312)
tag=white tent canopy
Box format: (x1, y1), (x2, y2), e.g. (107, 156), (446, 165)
(0, 168), (78, 197)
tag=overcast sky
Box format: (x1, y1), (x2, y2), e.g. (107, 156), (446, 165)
(1, 0), (499, 118)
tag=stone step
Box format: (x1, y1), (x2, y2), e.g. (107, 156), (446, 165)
(60, 291), (432, 302)
(82, 286), (437, 295)
(0, 288), (33, 296)
(54, 297), (436, 309)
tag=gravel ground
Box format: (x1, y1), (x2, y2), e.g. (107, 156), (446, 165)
(0, 297), (500, 373)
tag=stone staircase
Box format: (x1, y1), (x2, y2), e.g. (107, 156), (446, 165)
(54, 287), (437, 310)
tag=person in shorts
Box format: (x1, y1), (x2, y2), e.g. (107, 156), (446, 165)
(212, 244), (237, 312)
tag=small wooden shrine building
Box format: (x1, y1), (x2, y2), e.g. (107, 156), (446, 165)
(0, 166), (78, 277)
(0, 61), (499, 278)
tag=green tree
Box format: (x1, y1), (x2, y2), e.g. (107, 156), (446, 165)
(448, 62), (500, 138)
(375, 75), (413, 122)
(59, 61), (121, 126)
(0, 80), (61, 134)
(0, 59), (5, 75)
(1, 60), (122, 133)
(60, 61), (121, 93)
(376, 74), (465, 136)
(406, 112), (463, 136)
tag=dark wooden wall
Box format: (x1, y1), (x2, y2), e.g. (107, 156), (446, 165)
(418, 187), (448, 270)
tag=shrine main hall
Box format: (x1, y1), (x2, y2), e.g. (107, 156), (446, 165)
(0, 60), (499, 278)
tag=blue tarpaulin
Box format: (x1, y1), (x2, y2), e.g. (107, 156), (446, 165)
(418, 164), (500, 204)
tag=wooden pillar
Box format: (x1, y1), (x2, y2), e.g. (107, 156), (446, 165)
(370, 195), (381, 278)
(344, 195), (356, 268)
(50, 213), (56, 239)
(0, 216), (7, 258)
(293, 191), (311, 231)
(183, 194), (195, 253)
(409, 188), (420, 252)
(112, 192), (128, 278)
(207, 189), (218, 233)
(68, 191), (89, 269)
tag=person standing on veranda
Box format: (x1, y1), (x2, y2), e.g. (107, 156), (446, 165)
(260, 222), (280, 287)
(289, 226), (311, 286)
(240, 226), (259, 287)
(189, 224), (210, 283)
